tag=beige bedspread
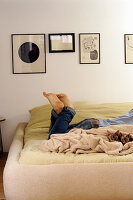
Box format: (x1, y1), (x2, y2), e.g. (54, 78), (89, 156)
(40, 125), (133, 156)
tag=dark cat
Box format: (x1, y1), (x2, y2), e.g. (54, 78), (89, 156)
(107, 130), (133, 145)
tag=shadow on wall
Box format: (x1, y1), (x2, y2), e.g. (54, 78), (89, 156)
(1, 114), (30, 152)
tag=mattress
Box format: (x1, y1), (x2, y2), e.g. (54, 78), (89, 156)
(19, 102), (133, 165)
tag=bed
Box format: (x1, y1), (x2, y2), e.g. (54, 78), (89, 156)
(3, 102), (133, 200)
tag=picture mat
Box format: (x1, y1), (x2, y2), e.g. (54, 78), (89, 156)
(12, 34), (46, 73)
(50, 35), (73, 51)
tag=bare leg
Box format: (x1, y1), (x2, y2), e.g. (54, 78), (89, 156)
(43, 92), (64, 114)
(56, 93), (75, 109)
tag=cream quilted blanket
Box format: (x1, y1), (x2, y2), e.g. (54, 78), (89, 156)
(40, 125), (133, 155)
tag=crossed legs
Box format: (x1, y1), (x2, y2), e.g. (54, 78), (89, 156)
(43, 92), (76, 139)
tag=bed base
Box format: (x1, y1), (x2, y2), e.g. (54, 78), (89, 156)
(3, 123), (133, 200)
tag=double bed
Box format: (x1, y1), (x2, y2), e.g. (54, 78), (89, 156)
(3, 102), (133, 200)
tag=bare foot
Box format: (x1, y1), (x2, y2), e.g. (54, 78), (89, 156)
(43, 92), (64, 114)
(56, 93), (75, 109)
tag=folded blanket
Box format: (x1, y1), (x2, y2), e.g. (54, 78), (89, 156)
(39, 125), (133, 155)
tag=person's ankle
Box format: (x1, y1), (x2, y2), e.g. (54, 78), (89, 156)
(63, 106), (76, 116)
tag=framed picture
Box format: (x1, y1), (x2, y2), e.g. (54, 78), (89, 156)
(124, 34), (133, 64)
(79, 33), (100, 64)
(11, 34), (46, 74)
(49, 33), (75, 53)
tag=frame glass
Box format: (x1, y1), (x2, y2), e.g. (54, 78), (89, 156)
(49, 33), (75, 53)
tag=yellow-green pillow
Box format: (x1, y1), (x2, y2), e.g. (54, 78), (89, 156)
(72, 102), (133, 124)
(27, 104), (52, 128)
(26, 102), (92, 129)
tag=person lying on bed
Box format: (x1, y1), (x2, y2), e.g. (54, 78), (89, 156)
(43, 92), (133, 140)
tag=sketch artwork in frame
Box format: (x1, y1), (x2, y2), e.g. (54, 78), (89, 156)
(124, 34), (133, 64)
(79, 33), (100, 64)
(49, 33), (75, 53)
(11, 34), (46, 74)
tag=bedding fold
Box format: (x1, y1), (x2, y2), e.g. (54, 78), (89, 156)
(40, 125), (133, 155)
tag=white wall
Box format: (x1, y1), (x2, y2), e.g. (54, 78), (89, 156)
(1, 0), (133, 151)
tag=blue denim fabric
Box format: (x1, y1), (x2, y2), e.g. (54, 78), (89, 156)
(98, 109), (133, 127)
(48, 107), (76, 139)
(48, 107), (99, 139)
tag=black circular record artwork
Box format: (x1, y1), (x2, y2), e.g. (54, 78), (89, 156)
(18, 42), (40, 63)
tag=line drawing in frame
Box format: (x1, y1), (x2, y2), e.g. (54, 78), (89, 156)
(11, 34), (46, 74)
(124, 34), (133, 64)
(79, 33), (100, 64)
(49, 33), (75, 53)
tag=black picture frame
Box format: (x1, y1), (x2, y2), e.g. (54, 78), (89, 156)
(11, 34), (46, 74)
(124, 34), (133, 64)
(79, 33), (100, 64)
(49, 33), (75, 53)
